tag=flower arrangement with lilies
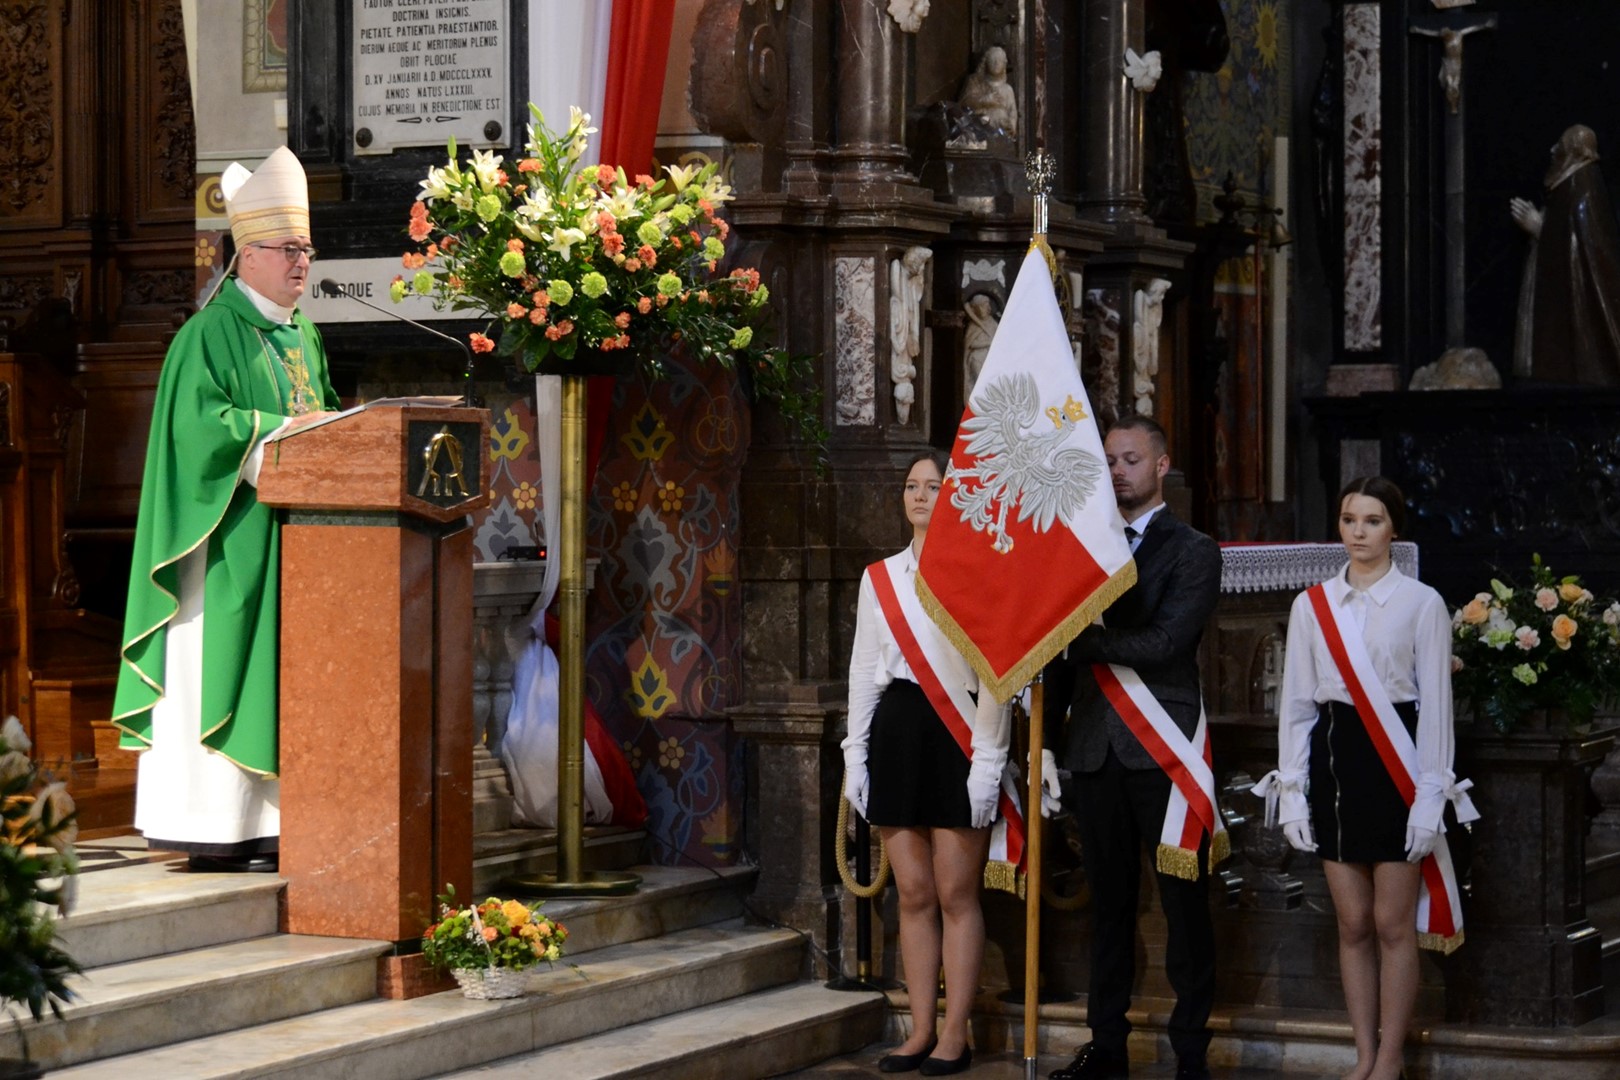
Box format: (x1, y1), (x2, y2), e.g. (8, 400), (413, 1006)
(1, 715), (80, 1046)
(421, 885), (568, 973)
(397, 104), (824, 443)
(1451, 556), (1620, 732)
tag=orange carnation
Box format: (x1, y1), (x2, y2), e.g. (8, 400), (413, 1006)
(469, 332), (495, 353)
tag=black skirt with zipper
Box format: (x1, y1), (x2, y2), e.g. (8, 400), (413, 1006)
(1307, 699), (1419, 863)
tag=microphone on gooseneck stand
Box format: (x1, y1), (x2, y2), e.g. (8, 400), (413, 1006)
(317, 278), (476, 380)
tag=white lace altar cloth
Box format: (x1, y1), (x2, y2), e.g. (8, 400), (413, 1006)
(1218, 541), (1420, 595)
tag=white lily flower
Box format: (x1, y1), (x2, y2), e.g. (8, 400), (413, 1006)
(548, 227), (587, 260)
(418, 166), (454, 202)
(663, 163), (701, 193)
(451, 189), (476, 211)
(469, 148), (505, 193)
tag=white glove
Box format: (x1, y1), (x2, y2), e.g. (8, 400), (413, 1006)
(843, 763), (870, 820)
(1405, 825), (1439, 863)
(1029, 749), (1063, 818)
(1282, 819), (1317, 853)
(966, 775), (1000, 829)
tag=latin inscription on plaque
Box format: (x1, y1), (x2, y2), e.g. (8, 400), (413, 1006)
(353, 0), (507, 156)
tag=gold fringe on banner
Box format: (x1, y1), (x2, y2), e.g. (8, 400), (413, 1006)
(917, 562), (1139, 706)
(1156, 844), (1202, 882)
(1418, 929), (1465, 955)
(983, 859), (1026, 898)
(1211, 829), (1232, 868)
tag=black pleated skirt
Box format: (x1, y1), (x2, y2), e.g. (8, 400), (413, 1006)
(1308, 699), (1418, 863)
(865, 679), (973, 829)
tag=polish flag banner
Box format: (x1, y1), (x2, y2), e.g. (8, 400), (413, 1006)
(917, 245), (1137, 702)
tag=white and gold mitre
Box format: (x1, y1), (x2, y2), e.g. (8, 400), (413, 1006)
(221, 145), (310, 248)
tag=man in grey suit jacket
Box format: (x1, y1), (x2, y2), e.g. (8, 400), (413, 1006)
(1045, 416), (1222, 1080)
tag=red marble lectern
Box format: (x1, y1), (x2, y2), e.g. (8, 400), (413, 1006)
(257, 404), (489, 964)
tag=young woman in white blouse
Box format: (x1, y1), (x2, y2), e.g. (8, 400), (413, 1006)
(1257, 476), (1475, 1080)
(842, 451), (1010, 1077)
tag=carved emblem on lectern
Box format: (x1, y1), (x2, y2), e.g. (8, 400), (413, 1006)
(417, 426), (471, 498)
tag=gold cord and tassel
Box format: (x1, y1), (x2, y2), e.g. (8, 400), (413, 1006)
(834, 770), (892, 899)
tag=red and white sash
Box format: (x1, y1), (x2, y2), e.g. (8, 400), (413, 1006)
(869, 557), (1027, 895)
(1094, 664), (1230, 880)
(1307, 583), (1467, 953)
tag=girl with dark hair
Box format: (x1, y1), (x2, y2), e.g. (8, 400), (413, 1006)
(1256, 477), (1477, 1080)
(841, 450), (1009, 1076)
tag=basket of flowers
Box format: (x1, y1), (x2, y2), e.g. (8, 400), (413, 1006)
(1451, 556), (1620, 733)
(396, 103), (824, 445)
(421, 886), (568, 1000)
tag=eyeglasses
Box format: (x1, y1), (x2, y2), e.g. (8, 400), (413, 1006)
(251, 243), (319, 263)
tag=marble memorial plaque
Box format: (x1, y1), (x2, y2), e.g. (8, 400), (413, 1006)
(353, 0), (508, 156)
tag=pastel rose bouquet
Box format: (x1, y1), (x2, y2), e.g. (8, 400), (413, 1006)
(1451, 556), (1620, 732)
(421, 885), (568, 973)
(397, 103), (824, 444)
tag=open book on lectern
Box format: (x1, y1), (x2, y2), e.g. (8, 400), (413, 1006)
(265, 395), (464, 441)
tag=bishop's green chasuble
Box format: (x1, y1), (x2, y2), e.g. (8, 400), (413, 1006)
(113, 281), (339, 776)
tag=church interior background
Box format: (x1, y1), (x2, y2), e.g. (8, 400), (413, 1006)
(3, 0), (1620, 1075)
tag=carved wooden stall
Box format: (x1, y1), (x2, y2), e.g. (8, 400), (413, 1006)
(0, 1), (197, 824)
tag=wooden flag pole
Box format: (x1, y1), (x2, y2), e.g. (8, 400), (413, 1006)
(1023, 676), (1045, 1078)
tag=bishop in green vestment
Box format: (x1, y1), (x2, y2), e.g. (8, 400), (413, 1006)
(113, 147), (338, 865)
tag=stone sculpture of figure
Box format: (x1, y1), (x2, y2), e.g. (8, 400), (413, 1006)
(962, 293), (999, 391)
(960, 46), (1018, 137)
(887, 0), (929, 34)
(1131, 278), (1172, 415)
(1510, 124), (1620, 386)
(890, 246), (931, 425)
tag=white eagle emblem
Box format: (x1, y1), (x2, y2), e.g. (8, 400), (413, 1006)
(948, 373), (1103, 553)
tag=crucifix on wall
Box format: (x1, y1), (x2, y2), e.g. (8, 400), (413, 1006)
(1409, 12), (1496, 352)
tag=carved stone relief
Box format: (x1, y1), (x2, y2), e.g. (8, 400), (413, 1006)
(834, 257), (877, 426)
(1132, 278), (1171, 415)
(963, 293), (999, 391)
(887, 0), (929, 34)
(0, 3), (55, 215)
(889, 246), (931, 425)
(1342, 4), (1382, 352)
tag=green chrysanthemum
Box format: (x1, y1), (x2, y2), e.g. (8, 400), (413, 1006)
(580, 271), (608, 299)
(548, 279), (575, 306)
(476, 194), (502, 222)
(656, 273), (682, 297)
(499, 250), (526, 277)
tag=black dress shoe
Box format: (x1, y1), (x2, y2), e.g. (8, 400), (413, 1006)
(1051, 1041), (1129, 1080)
(1175, 1059), (1211, 1080)
(878, 1036), (938, 1073)
(919, 1046), (972, 1076)
(188, 853), (279, 874)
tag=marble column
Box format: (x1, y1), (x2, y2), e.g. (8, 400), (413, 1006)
(832, 0), (909, 180)
(1077, 0), (1149, 224)
(731, 688), (845, 977)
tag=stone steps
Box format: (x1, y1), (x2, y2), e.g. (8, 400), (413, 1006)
(23, 841), (873, 1080)
(436, 982), (886, 1078)
(472, 824), (648, 894)
(54, 847), (283, 968)
(877, 987), (1620, 1080)
(0, 934), (389, 1068)
(50, 923), (807, 1079)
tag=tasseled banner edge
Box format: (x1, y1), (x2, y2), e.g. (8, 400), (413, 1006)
(983, 859), (1026, 898)
(1156, 844), (1202, 882)
(1155, 832), (1232, 882)
(1418, 929), (1465, 955)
